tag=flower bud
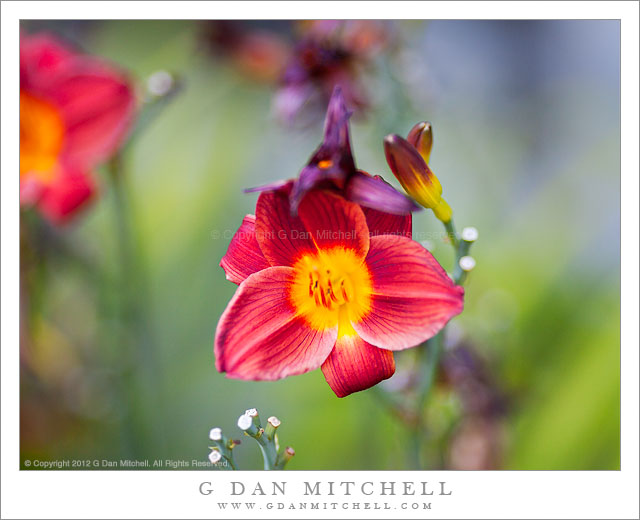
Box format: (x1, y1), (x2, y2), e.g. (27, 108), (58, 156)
(237, 413), (253, 431)
(433, 198), (452, 223)
(265, 416), (281, 441)
(407, 121), (433, 164)
(461, 227), (479, 243)
(384, 134), (451, 222)
(275, 446), (296, 469)
(208, 449), (222, 464)
(459, 256), (476, 272)
(284, 446), (295, 460)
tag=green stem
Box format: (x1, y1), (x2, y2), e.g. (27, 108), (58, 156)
(450, 222), (475, 285)
(409, 330), (444, 468)
(443, 219), (459, 250)
(108, 155), (165, 458)
(405, 216), (472, 468)
(254, 434), (279, 470)
(107, 156), (144, 457)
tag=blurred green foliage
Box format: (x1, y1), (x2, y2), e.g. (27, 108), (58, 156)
(20, 20), (620, 470)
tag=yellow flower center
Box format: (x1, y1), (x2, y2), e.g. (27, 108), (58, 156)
(20, 91), (65, 183)
(290, 247), (372, 334)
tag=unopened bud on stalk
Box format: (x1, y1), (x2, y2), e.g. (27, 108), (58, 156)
(147, 70), (175, 98)
(245, 408), (262, 431)
(275, 446), (296, 469)
(407, 121), (433, 164)
(283, 446), (295, 464)
(459, 256), (476, 272)
(237, 413), (253, 431)
(461, 227), (479, 243)
(244, 408), (258, 417)
(208, 449), (222, 464)
(383, 133), (452, 223)
(265, 416), (281, 441)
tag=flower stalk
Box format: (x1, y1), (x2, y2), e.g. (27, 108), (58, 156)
(237, 409), (295, 470)
(209, 427), (239, 470)
(378, 118), (478, 468)
(209, 408), (295, 470)
(452, 226), (478, 285)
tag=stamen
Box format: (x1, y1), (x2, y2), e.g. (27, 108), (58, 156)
(320, 287), (329, 308)
(304, 256), (358, 310)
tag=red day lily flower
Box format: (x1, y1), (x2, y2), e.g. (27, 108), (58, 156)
(215, 184), (463, 397)
(20, 33), (136, 224)
(248, 86), (418, 216)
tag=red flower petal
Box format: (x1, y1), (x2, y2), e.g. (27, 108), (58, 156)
(215, 267), (337, 380)
(255, 185), (317, 266)
(54, 66), (136, 168)
(298, 190), (369, 258)
(20, 34), (77, 90)
(321, 333), (395, 398)
(353, 235), (464, 350)
(363, 207), (412, 239)
(36, 166), (96, 225)
(220, 214), (270, 284)
(256, 187), (370, 266)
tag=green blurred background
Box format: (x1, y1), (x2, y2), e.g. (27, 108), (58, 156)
(20, 20), (620, 470)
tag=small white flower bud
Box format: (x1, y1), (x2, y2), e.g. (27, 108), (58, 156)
(461, 227), (479, 242)
(459, 255), (476, 272)
(267, 416), (281, 428)
(244, 408), (258, 417)
(208, 450), (222, 464)
(209, 427), (222, 441)
(147, 70), (174, 97)
(237, 413), (253, 431)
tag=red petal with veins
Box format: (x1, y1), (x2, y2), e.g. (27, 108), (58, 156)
(255, 185), (317, 266)
(321, 334), (395, 398)
(215, 267), (337, 380)
(298, 190), (369, 259)
(353, 235), (464, 350)
(363, 207), (412, 240)
(256, 187), (370, 266)
(220, 214), (270, 284)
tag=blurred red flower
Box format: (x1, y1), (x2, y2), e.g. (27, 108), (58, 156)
(20, 34), (136, 224)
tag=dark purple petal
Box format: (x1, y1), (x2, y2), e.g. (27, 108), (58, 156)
(290, 165), (323, 212)
(288, 86), (358, 213)
(323, 86), (352, 150)
(345, 171), (420, 215)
